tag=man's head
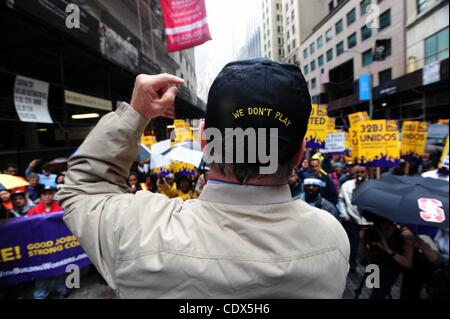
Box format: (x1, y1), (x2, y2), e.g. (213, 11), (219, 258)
(0, 190), (11, 202)
(28, 173), (40, 187)
(334, 162), (345, 176)
(353, 165), (368, 186)
(128, 173), (139, 186)
(42, 166), (51, 177)
(40, 186), (56, 206)
(11, 191), (26, 209)
(177, 176), (193, 194)
(202, 59), (311, 185)
(5, 163), (18, 176)
(303, 177), (325, 203)
(309, 159), (321, 175)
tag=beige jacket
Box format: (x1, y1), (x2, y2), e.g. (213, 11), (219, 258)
(56, 102), (350, 299)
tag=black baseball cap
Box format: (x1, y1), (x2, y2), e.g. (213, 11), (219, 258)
(39, 185), (57, 195)
(205, 59), (312, 155)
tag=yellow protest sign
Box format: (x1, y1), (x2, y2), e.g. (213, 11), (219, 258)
(400, 121), (428, 159)
(349, 127), (360, 163)
(327, 117), (336, 131)
(439, 136), (449, 170)
(173, 119), (193, 145)
(305, 104), (328, 149)
(357, 120), (400, 167)
(348, 112), (370, 127)
(141, 135), (156, 149)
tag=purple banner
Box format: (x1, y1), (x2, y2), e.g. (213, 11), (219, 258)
(0, 212), (91, 286)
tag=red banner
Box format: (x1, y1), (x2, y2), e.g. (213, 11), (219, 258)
(160, 0), (212, 52)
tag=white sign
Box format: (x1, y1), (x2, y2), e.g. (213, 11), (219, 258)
(150, 154), (171, 170)
(323, 133), (346, 153)
(65, 90), (112, 111)
(168, 147), (204, 168)
(151, 139), (172, 156)
(14, 75), (53, 123)
(423, 61), (441, 86)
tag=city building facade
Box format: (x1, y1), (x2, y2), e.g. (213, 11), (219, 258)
(0, 0), (204, 170)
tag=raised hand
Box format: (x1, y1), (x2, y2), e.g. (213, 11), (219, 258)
(130, 73), (184, 120)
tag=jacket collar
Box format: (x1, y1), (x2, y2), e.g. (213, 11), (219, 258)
(199, 182), (292, 205)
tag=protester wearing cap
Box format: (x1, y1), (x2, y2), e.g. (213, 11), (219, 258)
(297, 177), (339, 220)
(25, 160), (58, 188)
(10, 190), (35, 218)
(56, 61), (350, 298)
(27, 173), (45, 202)
(305, 157), (339, 205)
(28, 186), (62, 216)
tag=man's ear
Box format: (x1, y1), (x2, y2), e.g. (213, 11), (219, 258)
(293, 139), (306, 167)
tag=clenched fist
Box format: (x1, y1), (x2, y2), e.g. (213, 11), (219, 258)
(130, 73), (184, 119)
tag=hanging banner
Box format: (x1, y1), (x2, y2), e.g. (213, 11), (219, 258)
(14, 75), (53, 124)
(0, 212), (91, 286)
(439, 136), (449, 170)
(160, 0), (212, 53)
(323, 132), (346, 155)
(348, 111), (370, 128)
(305, 104), (328, 149)
(400, 121), (428, 160)
(357, 120), (400, 167)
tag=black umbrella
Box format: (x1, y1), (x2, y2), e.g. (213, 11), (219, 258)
(352, 175), (449, 229)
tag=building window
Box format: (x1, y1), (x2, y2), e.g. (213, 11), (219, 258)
(361, 25), (372, 41)
(326, 28), (333, 42)
(288, 44), (291, 52)
(328, 1), (335, 12)
(303, 48), (308, 59)
(348, 32), (357, 49)
(336, 41), (345, 56)
(304, 65), (309, 75)
(292, 39), (296, 48)
(292, 24), (295, 34)
(335, 19), (344, 35)
(327, 48), (333, 62)
(417, 0), (427, 14)
(347, 8), (356, 26)
(379, 9), (391, 31)
(318, 55), (324, 67)
(311, 78), (317, 89)
(385, 38), (392, 57)
(362, 49), (373, 66)
(425, 27), (449, 65)
(360, 0), (371, 17)
(317, 36), (324, 49)
(311, 60), (316, 71)
(278, 37), (282, 44)
(310, 42), (315, 54)
(379, 68), (392, 84)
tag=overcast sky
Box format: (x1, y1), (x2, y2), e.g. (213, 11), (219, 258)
(195, 0), (261, 98)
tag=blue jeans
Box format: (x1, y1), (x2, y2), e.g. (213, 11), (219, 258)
(34, 276), (68, 299)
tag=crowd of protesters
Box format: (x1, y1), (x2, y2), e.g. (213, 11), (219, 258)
(1, 147), (448, 299)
